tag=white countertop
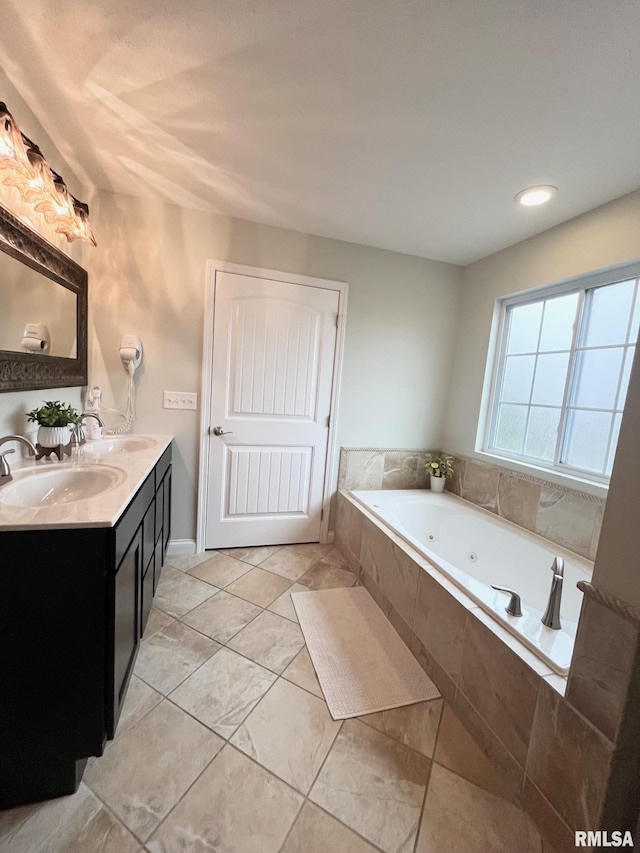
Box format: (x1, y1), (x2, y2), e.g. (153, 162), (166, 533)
(0, 434), (173, 531)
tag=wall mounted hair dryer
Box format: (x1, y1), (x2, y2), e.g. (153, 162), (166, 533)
(119, 334), (143, 373)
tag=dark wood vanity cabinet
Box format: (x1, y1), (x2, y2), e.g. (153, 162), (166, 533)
(0, 443), (172, 808)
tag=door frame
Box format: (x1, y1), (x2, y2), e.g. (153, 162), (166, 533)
(196, 260), (348, 553)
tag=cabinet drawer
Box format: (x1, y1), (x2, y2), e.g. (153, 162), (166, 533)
(115, 473), (155, 568)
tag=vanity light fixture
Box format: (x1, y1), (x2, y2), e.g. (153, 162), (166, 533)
(0, 102), (96, 246)
(515, 185), (558, 207)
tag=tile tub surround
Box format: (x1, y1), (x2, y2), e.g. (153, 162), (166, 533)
(0, 540), (546, 853)
(565, 583), (640, 835)
(337, 447), (605, 560)
(335, 490), (634, 852)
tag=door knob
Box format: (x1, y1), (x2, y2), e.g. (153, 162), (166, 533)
(211, 426), (233, 436)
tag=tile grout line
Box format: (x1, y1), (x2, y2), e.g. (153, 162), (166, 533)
(138, 641), (386, 850)
(82, 781), (145, 848)
(134, 630), (223, 696)
(63, 550), (424, 851)
(411, 701), (446, 853)
(272, 716), (395, 853)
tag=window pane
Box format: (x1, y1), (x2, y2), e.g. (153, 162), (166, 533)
(606, 413), (623, 475)
(571, 348), (624, 409)
(502, 355), (535, 403)
(582, 279), (635, 347)
(539, 292), (579, 352)
(616, 347), (635, 410)
(506, 302), (543, 354)
(532, 352), (569, 406)
(494, 404), (527, 453)
(524, 406), (560, 461)
(562, 409), (612, 472)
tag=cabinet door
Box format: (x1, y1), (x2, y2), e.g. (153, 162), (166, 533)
(142, 502), (155, 574)
(111, 529), (142, 736)
(153, 538), (163, 593)
(141, 559), (154, 637)
(163, 468), (172, 555)
(155, 483), (163, 544)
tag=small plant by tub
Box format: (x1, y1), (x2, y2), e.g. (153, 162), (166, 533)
(425, 452), (454, 493)
(26, 400), (82, 448)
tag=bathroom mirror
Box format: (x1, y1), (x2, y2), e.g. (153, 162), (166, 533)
(0, 203), (87, 392)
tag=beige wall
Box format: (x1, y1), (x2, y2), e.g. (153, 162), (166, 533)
(0, 68), (83, 441)
(444, 188), (640, 605)
(444, 188), (640, 495)
(591, 343), (640, 607)
(83, 189), (463, 541)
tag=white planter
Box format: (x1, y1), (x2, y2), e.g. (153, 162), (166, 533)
(430, 474), (446, 493)
(37, 425), (72, 448)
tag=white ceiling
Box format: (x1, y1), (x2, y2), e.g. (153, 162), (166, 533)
(1, 0), (639, 265)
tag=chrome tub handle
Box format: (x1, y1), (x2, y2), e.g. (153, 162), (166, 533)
(491, 584), (523, 617)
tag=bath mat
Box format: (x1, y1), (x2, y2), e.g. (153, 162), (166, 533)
(292, 586), (440, 720)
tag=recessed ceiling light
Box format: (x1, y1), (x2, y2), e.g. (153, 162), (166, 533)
(515, 185), (558, 207)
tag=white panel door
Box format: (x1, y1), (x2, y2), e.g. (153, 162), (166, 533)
(204, 270), (340, 548)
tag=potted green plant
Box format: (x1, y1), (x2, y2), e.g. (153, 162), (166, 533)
(26, 400), (82, 448)
(425, 452), (454, 493)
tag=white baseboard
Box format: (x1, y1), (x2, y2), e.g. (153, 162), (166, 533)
(170, 534), (333, 555)
(167, 538), (197, 557)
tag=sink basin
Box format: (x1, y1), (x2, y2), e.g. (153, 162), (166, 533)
(81, 436), (157, 456)
(0, 465), (127, 508)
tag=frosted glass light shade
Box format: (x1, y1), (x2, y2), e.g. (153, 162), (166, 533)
(9, 144), (58, 206)
(1, 100), (97, 246)
(0, 103), (33, 179)
(58, 199), (97, 247)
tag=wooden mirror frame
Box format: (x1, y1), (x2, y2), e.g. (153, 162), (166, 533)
(0, 203), (87, 392)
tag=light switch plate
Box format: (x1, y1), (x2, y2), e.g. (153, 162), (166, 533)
(163, 391), (197, 410)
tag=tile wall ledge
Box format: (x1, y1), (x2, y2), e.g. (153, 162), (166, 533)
(338, 445), (606, 505)
(449, 452), (606, 506)
(340, 446), (433, 453)
(576, 581), (640, 624)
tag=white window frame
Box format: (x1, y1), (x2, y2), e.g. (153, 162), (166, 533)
(483, 263), (640, 485)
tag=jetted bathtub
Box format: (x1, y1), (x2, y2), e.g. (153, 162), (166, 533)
(351, 489), (593, 675)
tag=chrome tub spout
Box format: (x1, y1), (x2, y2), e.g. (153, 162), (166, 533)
(541, 556), (564, 630)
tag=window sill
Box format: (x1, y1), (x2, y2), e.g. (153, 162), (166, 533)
(474, 449), (609, 500)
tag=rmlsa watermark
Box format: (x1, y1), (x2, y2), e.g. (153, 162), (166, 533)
(575, 830), (634, 847)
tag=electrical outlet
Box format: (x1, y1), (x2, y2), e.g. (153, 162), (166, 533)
(85, 386), (102, 411)
(163, 391), (198, 410)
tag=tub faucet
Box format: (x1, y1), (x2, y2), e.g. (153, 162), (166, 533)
(491, 584), (523, 617)
(0, 435), (37, 486)
(541, 556), (564, 630)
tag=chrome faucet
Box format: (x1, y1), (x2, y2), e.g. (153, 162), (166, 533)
(0, 435), (38, 486)
(71, 413), (105, 446)
(541, 556), (564, 630)
(491, 584), (523, 617)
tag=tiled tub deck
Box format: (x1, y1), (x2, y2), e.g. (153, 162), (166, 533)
(334, 489), (622, 853)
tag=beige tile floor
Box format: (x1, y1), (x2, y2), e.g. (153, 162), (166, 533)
(0, 544), (546, 853)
